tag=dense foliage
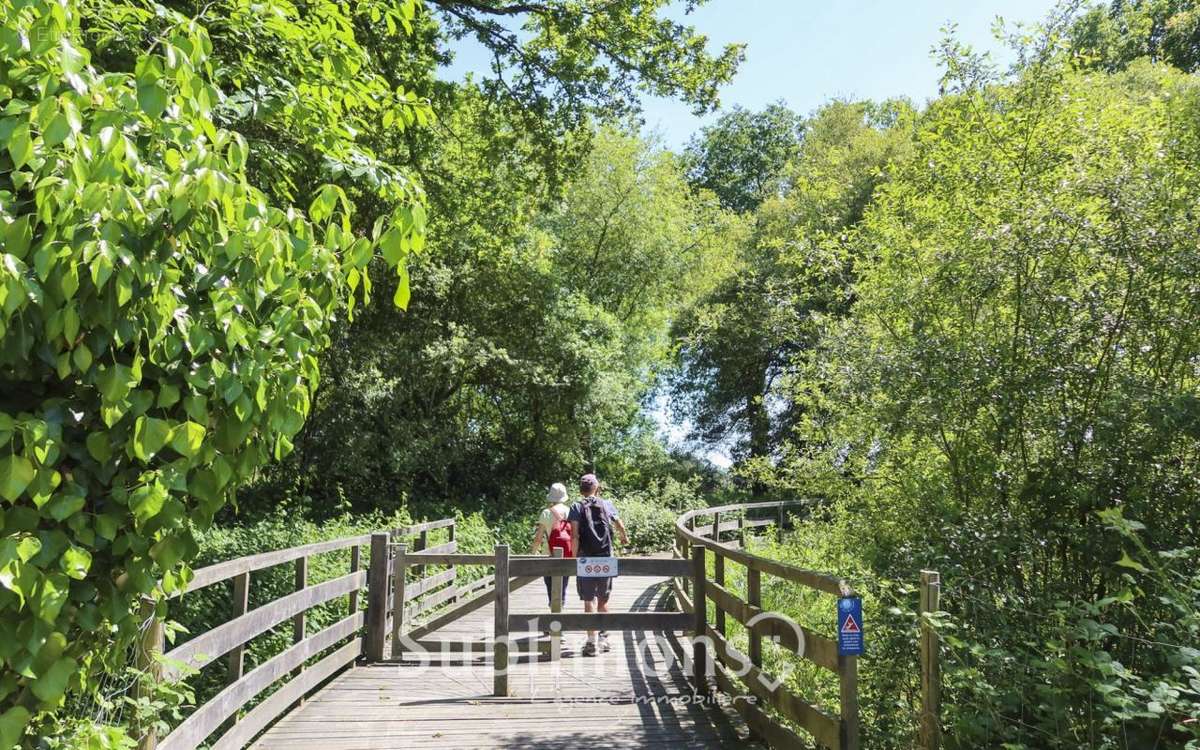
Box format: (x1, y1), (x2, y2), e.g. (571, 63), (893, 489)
(681, 22), (1200, 750)
(6, 0), (1200, 748)
(670, 99), (913, 475)
(0, 0), (425, 744)
(247, 125), (741, 522)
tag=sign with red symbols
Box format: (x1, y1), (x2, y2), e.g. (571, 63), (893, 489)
(576, 556), (619, 578)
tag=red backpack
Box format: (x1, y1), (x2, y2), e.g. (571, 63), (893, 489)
(548, 516), (573, 558)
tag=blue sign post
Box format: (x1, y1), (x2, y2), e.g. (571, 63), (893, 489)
(837, 596), (864, 656)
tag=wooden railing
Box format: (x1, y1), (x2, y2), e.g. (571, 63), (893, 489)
(672, 500), (856, 750)
(149, 518), (458, 750)
(143, 502), (942, 750)
(672, 501), (942, 750)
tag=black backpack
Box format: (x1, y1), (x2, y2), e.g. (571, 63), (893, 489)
(576, 497), (613, 556)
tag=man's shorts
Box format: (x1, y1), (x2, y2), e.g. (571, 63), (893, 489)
(577, 576), (612, 602)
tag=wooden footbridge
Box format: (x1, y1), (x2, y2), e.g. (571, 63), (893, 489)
(142, 502), (944, 750)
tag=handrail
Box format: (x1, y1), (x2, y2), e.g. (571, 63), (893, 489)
(182, 520), (452, 596)
(181, 534), (372, 595)
(152, 502), (940, 750)
(671, 500), (859, 750)
(154, 517), (458, 750)
(675, 500), (849, 595)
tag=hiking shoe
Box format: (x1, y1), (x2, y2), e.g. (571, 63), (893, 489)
(582, 641), (598, 657)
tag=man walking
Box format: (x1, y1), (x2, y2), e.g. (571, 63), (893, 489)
(568, 473), (629, 656)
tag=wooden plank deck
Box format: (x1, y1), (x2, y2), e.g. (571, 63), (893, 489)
(252, 571), (759, 749)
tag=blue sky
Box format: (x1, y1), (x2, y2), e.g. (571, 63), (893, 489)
(442, 0), (1062, 148)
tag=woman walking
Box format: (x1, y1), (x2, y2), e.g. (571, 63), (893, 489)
(530, 482), (573, 604)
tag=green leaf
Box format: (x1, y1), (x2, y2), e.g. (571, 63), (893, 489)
(0, 705), (30, 748)
(62, 305), (79, 343)
(96, 364), (134, 403)
(156, 383), (181, 408)
(380, 226), (407, 266)
(393, 264), (410, 310)
(133, 417), (172, 462)
(60, 546), (91, 580)
(0, 455), (35, 502)
(7, 123), (32, 169)
(137, 82), (168, 118)
(16, 537), (41, 562)
(72, 343), (92, 372)
(1115, 551), (1149, 574)
(59, 39), (86, 74)
(130, 482), (166, 524)
(44, 113), (71, 147)
(34, 573), (69, 624)
(170, 421), (205, 458)
(85, 433), (112, 464)
(4, 216), (31, 259)
(94, 514), (120, 542)
(31, 656), (77, 704)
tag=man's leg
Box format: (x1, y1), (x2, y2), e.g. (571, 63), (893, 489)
(582, 597), (598, 654)
(596, 595), (611, 651)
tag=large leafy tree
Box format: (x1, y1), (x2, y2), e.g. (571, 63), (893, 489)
(0, 0), (427, 744)
(1069, 0), (1200, 72)
(682, 102), (804, 213)
(226, 0), (747, 520)
(670, 101), (912, 479)
(784, 47), (1200, 746)
(255, 126), (740, 520)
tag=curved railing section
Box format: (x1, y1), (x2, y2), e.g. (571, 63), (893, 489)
(672, 500), (860, 750)
(149, 518), (458, 750)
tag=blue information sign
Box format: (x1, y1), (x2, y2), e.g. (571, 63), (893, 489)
(837, 596), (864, 656)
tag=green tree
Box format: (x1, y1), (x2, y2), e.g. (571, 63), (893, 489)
(682, 102), (804, 213)
(670, 101), (912, 481)
(782, 43), (1200, 747)
(0, 1), (425, 743)
(252, 126), (741, 521)
(1069, 0), (1200, 72)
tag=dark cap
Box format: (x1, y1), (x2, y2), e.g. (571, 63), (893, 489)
(579, 473), (599, 491)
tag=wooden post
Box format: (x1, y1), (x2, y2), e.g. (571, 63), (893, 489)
(227, 571), (250, 687)
(739, 513), (748, 550)
(493, 544), (510, 696)
(920, 570), (942, 750)
(839, 580), (861, 750)
(711, 511), (720, 542)
(447, 522), (458, 604)
(364, 532), (389, 662)
(414, 528), (428, 579)
(135, 597), (164, 750)
(690, 544), (708, 698)
(713, 549), (726, 637)
(391, 544), (408, 661)
(746, 566), (762, 667)
(291, 556), (307, 705)
(681, 529), (691, 597)
(348, 545), (361, 616)
(776, 503), (785, 544)
(550, 547), (563, 661)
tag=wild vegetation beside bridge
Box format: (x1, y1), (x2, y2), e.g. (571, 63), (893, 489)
(0, 0), (1197, 748)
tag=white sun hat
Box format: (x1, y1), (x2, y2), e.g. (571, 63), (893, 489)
(546, 483), (568, 504)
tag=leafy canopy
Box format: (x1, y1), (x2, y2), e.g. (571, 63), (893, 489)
(0, 0), (424, 741)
